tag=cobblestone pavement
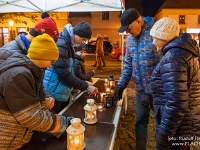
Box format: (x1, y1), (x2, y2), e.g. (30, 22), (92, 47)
(113, 80), (156, 150)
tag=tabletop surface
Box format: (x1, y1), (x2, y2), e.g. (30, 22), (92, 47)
(20, 79), (117, 150)
(21, 122), (114, 150)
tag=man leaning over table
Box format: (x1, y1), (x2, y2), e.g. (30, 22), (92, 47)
(114, 8), (161, 149)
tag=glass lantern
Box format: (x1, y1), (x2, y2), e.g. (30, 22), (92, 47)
(108, 74), (115, 88)
(84, 99), (98, 124)
(66, 118), (85, 150)
(103, 94), (114, 108)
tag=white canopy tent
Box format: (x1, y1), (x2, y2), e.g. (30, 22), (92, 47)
(0, 1), (127, 145)
(0, 0), (124, 12)
(0, 0), (125, 67)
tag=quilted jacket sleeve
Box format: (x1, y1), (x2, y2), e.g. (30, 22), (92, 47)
(158, 49), (189, 138)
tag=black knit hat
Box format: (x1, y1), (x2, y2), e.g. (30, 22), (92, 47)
(118, 8), (140, 33)
(75, 44), (86, 52)
(73, 21), (92, 39)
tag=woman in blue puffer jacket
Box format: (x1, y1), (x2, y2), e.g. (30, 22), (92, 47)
(150, 17), (200, 150)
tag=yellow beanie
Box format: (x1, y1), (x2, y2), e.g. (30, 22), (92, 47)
(27, 34), (59, 61)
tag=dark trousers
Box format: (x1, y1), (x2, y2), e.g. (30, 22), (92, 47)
(135, 90), (154, 150)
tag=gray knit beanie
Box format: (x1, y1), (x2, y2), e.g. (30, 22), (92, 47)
(73, 21), (92, 39)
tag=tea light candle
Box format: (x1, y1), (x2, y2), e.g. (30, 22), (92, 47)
(105, 79), (108, 83)
(110, 89), (114, 96)
(104, 82), (108, 87)
(97, 103), (104, 112)
(106, 87), (111, 93)
(100, 93), (106, 102)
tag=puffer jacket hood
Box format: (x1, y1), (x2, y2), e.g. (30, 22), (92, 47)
(163, 33), (199, 56)
(0, 53), (42, 80)
(0, 35), (27, 65)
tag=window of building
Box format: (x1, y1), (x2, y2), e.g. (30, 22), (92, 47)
(198, 15), (200, 24)
(102, 12), (109, 20)
(179, 15), (185, 24)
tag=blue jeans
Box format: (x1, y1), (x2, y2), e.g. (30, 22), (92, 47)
(135, 90), (153, 150)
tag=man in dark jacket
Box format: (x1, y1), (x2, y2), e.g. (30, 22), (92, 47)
(43, 22), (98, 113)
(150, 17), (200, 150)
(0, 12), (59, 108)
(0, 34), (70, 149)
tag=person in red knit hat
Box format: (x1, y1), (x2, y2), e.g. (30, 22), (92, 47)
(29, 12), (59, 41)
(0, 12), (59, 112)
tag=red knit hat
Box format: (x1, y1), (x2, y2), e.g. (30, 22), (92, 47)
(29, 12), (59, 41)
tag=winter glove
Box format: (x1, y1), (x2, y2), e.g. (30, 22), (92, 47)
(45, 97), (55, 109)
(87, 85), (98, 94)
(51, 116), (71, 138)
(114, 85), (125, 101)
(156, 134), (170, 150)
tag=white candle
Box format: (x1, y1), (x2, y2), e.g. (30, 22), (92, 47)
(75, 138), (79, 144)
(105, 79), (108, 83)
(97, 103), (104, 111)
(100, 93), (105, 102)
(106, 87), (110, 93)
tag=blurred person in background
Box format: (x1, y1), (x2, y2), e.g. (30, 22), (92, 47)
(91, 33), (106, 69)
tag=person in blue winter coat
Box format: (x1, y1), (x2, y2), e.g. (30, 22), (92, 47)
(43, 21), (98, 114)
(150, 17), (200, 150)
(114, 8), (161, 149)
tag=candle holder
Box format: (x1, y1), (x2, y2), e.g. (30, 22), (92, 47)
(97, 102), (104, 112)
(108, 74), (115, 88)
(103, 94), (114, 108)
(106, 87), (111, 94)
(66, 118), (85, 150)
(84, 99), (98, 124)
(100, 93), (106, 102)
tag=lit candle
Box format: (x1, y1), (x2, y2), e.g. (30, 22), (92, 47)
(100, 93), (105, 102)
(105, 79), (108, 83)
(97, 103), (104, 111)
(104, 82), (108, 87)
(75, 138), (79, 144)
(106, 87), (110, 93)
(110, 89), (114, 96)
